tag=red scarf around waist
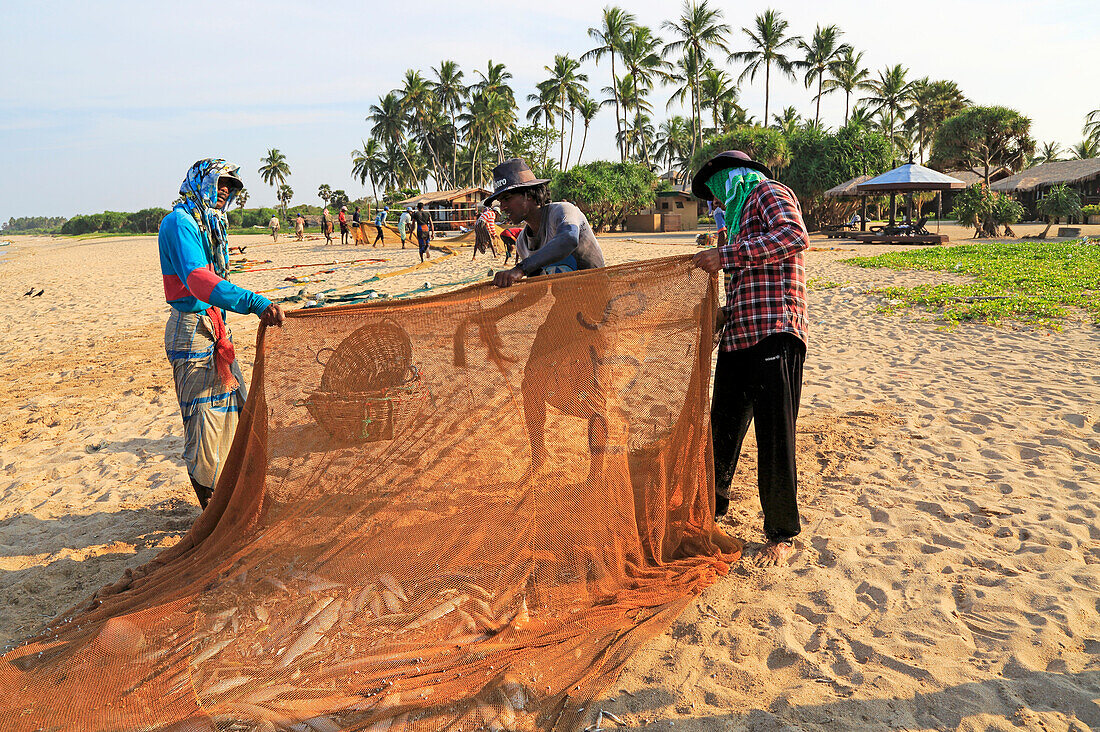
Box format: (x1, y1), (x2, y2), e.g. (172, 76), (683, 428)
(206, 306), (238, 389)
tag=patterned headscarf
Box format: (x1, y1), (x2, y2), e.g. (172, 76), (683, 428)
(706, 166), (767, 237)
(176, 159), (243, 280)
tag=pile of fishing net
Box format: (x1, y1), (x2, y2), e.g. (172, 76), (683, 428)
(0, 254), (741, 731)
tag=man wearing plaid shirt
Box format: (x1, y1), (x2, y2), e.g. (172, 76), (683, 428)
(690, 150), (808, 567)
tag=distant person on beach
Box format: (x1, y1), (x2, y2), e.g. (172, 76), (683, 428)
(499, 226), (522, 265)
(373, 206), (389, 246)
(473, 202), (499, 260)
(158, 159), (285, 509)
(690, 150), (809, 567)
(338, 206), (349, 245)
(489, 158), (604, 287)
(294, 213), (305, 241)
(411, 203), (433, 262)
(322, 207), (333, 244)
(268, 214), (279, 242)
(352, 206), (361, 245)
(398, 206), (411, 249)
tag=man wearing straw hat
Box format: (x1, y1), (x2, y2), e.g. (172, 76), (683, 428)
(159, 159), (285, 509)
(690, 150), (809, 567)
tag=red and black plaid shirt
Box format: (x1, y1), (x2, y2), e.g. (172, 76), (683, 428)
(717, 180), (808, 352)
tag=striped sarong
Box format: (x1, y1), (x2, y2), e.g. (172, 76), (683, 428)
(165, 309), (247, 490)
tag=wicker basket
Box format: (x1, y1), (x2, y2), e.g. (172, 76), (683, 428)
(319, 320), (413, 393)
(304, 381), (425, 443)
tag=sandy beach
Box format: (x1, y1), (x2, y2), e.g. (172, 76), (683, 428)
(1, 225), (1098, 730)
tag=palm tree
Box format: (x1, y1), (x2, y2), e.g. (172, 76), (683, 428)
(368, 92), (414, 174)
(351, 138), (385, 204)
(771, 106), (801, 137)
(662, 0), (731, 154)
(399, 69), (446, 187)
(1033, 141), (1064, 165)
(655, 115), (692, 178)
(698, 65), (737, 135)
(470, 61), (518, 161)
(527, 81), (557, 132)
(604, 74), (637, 158)
(845, 104), (875, 130)
(620, 25), (670, 158)
(1083, 109), (1100, 145)
(729, 8), (798, 127)
(432, 60), (467, 186)
(575, 95), (600, 164)
(582, 6), (636, 162)
(821, 47), (870, 125)
(541, 54), (588, 170)
(793, 24), (850, 127)
(631, 113), (657, 168)
(276, 184), (293, 215)
(233, 189), (248, 226)
(258, 149), (290, 204)
(1070, 138), (1100, 160)
(863, 64), (914, 150)
(904, 78), (969, 163)
(317, 184), (332, 208)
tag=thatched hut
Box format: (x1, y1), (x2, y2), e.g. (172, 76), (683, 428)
(394, 186), (492, 231)
(990, 158), (1100, 218)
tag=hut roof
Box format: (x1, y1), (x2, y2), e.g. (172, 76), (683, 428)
(824, 174), (873, 198)
(395, 186), (492, 206)
(857, 163), (966, 193)
(990, 158), (1100, 193)
(943, 167), (1014, 186)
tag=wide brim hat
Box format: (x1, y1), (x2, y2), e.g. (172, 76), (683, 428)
(691, 150), (773, 200)
(483, 158), (549, 205)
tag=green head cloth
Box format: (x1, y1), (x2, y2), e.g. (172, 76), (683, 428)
(705, 166), (767, 237)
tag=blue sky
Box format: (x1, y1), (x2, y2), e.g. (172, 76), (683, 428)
(1, 0), (1095, 222)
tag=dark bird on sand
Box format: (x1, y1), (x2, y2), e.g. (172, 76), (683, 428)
(24, 288), (34, 296)
(32, 289), (44, 297)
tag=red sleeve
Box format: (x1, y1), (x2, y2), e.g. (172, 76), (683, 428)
(185, 267), (223, 302)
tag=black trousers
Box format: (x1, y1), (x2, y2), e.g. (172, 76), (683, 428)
(712, 332), (805, 542)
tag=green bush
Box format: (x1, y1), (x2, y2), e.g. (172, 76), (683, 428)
(780, 125), (894, 229)
(1082, 204), (1100, 217)
(550, 161), (656, 233)
(950, 184), (1023, 238)
(690, 126), (790, 178)
(2, 216), (67, 234)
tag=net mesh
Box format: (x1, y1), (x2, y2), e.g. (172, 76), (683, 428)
(0, 254), (741, 731)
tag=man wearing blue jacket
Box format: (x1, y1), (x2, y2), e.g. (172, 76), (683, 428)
(158, 159), (285, 508)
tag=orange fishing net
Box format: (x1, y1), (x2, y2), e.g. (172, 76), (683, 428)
(0, 255), (740, 731)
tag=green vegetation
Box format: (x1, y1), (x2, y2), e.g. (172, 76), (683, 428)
(931, 106), (1035, 186)
(1082, 204), (1100, 218)
(780, 123), (893, 229)
(61, 208), (169, 235)
(846, 241), (1100, 327)
(550, 161), (656, 232)
(1036, 184), (1083, 237)
(806, 278), (845, 290)
(949, 184), (1025, 238)
(2, 216), (68, 235)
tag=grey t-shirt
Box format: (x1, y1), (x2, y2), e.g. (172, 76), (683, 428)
(515, 202), (605, 276)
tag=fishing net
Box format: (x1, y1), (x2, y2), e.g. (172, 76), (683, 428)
(0, 254), (741, 731)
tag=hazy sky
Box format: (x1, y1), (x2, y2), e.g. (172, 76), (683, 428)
(1, 0), (1095, 223)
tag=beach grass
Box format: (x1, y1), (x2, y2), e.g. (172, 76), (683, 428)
(845, 240), (1100, 327)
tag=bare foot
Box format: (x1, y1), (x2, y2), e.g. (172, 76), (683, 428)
(756, 540), (796, 567)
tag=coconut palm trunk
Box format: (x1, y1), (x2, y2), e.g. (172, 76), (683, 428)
(764, 60), (771, 124)
(566, 110), (576, 169)
(611, 56), (625, 162)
